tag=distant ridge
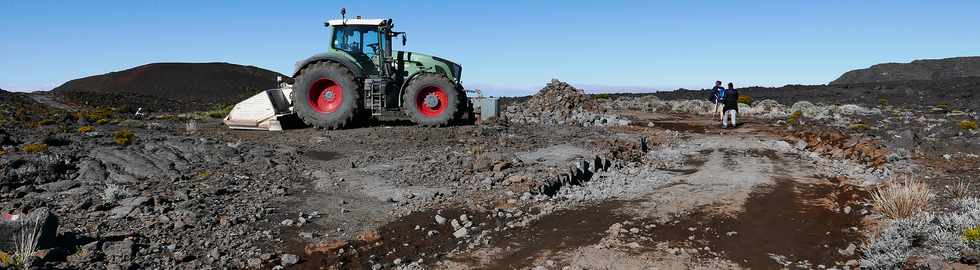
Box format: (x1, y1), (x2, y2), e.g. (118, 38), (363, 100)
(52, 62), (286, 112)
(831, 56), (980, 85)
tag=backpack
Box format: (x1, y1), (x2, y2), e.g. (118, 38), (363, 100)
(716, 88), (726, 102)
(723, 88), (738, 103)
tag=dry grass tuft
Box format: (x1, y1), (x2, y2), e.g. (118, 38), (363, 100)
(945, 181), (971, 199)
(869, 176), (933, 219)
(14, 215), (42, 267)
(20, 143), (48, 154)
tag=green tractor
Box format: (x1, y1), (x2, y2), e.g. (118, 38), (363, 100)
(290, 11), (468, 129)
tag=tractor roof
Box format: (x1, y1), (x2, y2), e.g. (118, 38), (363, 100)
(327, 18), (388, 27)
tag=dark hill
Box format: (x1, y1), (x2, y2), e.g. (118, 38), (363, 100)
(52, 62), (286, 112)
(831, 56), (980, 85)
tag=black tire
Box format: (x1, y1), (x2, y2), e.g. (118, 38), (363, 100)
(402, 73), (462, 126)
(292, 62), (360, 129)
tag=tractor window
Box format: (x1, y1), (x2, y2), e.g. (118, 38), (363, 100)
(332, 26), (380, 57)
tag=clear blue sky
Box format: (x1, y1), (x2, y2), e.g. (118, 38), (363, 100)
(2, 1), (979, 96)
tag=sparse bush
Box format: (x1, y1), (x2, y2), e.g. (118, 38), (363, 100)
(30, 119), (54, 128)
(0, 251), (12, 268)
(787, 111), (803, 125)
(869, 176), (933, 219)
(78, 125), (95, 134)
(156, 114), (179, 121)
(75, 107), (114, 122)
(113, 129), (136, 145)
(468, 145), (485, 156)
(20, 143), (48, 154)
(848, 123), (869, 132)
(959, 120), (977, 130)
(102, 183), (128, 203)
(945, 181), (971, 199)
(592, 93), (611, 101)
(185, 120), (198, 134)
(862, 197), (980, 268)
(95, 118), (110, 125)
(737, 95), (753, 105)
(206, 104), (234, 119)
(965, 226), (980, 242)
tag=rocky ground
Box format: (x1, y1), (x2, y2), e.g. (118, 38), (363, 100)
(0, 80), (978, 269)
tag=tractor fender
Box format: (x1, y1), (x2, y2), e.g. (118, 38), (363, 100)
(293, 53), (363, 78)
(397, 72), (424, 106)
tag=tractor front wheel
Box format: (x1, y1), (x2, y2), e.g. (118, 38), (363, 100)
(291, 62), (360, 129)
(402, 74), (461, 126)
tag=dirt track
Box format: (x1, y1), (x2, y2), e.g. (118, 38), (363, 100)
(197, 111), (879, 269)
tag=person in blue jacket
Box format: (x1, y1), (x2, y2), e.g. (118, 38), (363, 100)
(708, 81), (725, 121)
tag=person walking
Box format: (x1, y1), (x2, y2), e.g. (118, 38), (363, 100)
(708, 81), (725, 121)
(722, 82), (739, 128)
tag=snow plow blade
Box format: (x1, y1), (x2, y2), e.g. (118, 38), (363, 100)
(223, 87), (293, 131)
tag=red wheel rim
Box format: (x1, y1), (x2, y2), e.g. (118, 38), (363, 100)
(415, 86), (448, 117)
(308, 79), (343, 113)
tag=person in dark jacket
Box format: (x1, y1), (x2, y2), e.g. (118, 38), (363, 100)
(722, 82), (739, 128)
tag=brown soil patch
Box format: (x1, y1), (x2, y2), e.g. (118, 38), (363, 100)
(286, 207), (478, 269)
(640, 177), (868, 269)
(480, 201), (630, 269)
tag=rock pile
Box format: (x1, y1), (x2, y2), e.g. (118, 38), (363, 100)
(503, 80), (629, 127)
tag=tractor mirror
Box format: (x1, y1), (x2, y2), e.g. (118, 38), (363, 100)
(402, 35), (407, 46)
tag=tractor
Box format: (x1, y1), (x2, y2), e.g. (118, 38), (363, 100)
(224, 10), (474, 130)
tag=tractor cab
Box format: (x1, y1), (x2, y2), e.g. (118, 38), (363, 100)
(325, 18), (403, 80)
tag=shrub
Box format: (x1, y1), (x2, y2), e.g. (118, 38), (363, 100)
(78, 125), (96, 134)
(0, 251), (11, 268)
(156, 114), (179, 121)
(787, 111), (803, 125)
(959, 120), (977, 130)
(592, 93), (611, 101)
(20, 143), (48, 154)
(113, 129), (136, 145)
(34, 119), (54, 127)
(80, 107), (113, 122)
(869, 176), (933, 219)
(737, 95), (753, 105)
(848, 123), (869, 132)
(95, 118), (110, 125)
(965, 226), (980, 242)
(862, 197), (980, 268)
(206, 104), (234, 119)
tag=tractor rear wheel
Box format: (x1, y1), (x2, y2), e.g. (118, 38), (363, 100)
(402, 74), (461, 126)
(292, 62), (360, 129)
